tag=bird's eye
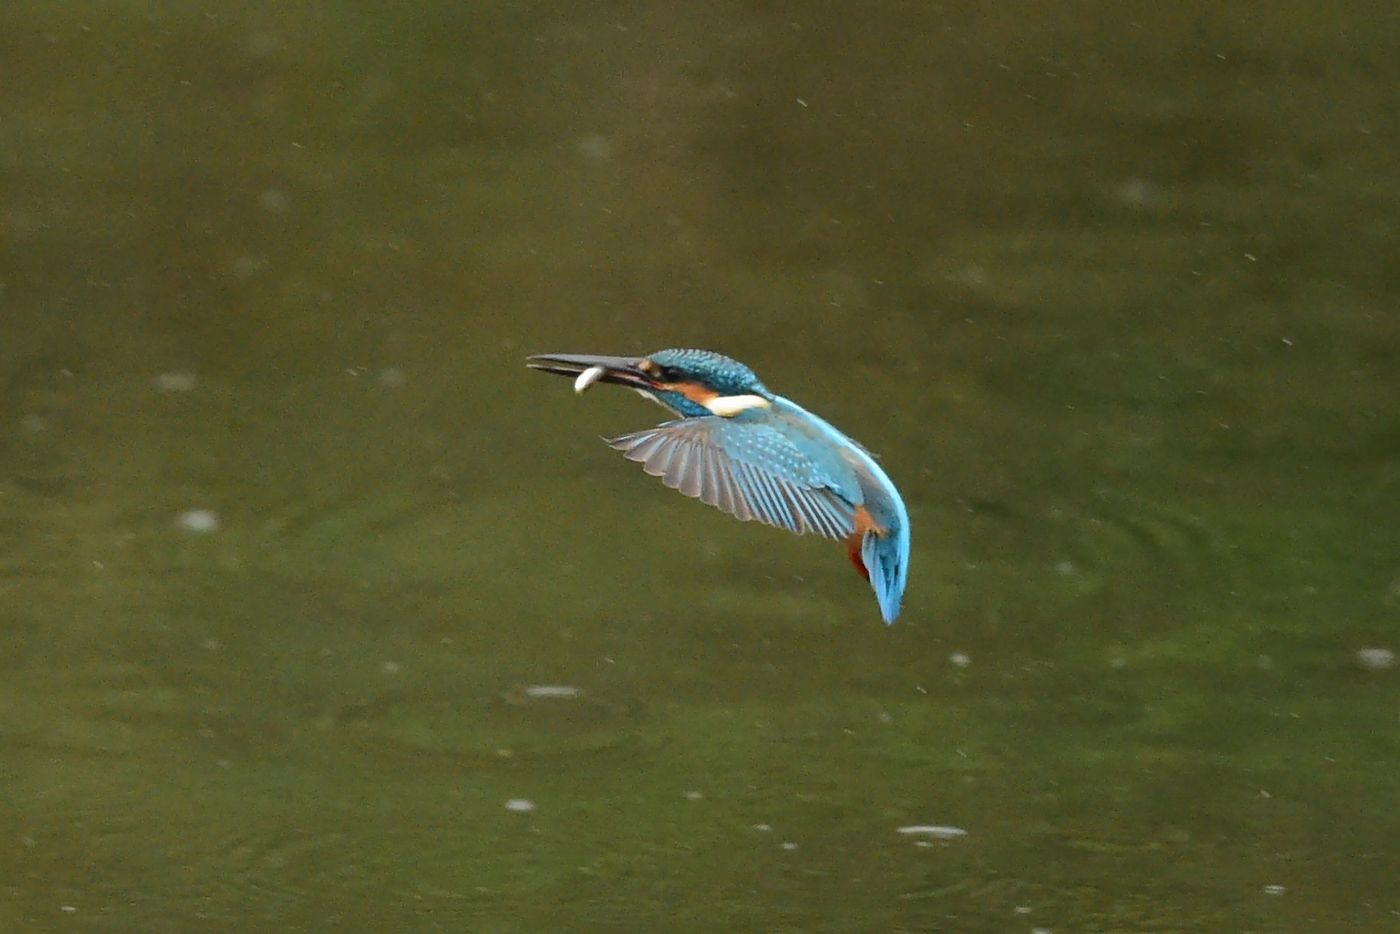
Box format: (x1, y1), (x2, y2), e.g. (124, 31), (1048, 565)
(654, 365), (681, 383)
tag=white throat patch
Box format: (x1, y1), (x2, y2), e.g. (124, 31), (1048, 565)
(704, 394), (772, 417)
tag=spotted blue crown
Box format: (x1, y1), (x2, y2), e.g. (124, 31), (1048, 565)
(650, 348), (772, 399)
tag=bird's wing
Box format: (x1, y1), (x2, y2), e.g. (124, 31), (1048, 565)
(606, 415), (861, 540)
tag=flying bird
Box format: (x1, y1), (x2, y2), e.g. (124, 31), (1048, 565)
(527, 348), (910, 623)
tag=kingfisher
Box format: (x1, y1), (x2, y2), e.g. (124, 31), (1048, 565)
(527, 348), (910, 623)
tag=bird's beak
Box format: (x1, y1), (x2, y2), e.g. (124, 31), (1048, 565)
(526, 353), (658, 392)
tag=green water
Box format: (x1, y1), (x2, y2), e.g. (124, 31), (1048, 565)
(3, 3), (1398, 930)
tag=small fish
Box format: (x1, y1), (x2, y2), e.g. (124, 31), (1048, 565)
(573, 365), (607, 394)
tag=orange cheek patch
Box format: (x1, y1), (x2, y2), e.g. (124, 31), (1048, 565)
(659, 382), (719, 406)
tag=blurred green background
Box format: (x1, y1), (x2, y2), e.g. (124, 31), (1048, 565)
(3, 2), (1398, 930)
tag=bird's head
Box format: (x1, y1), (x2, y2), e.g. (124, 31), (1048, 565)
(528, 348), (773, 418)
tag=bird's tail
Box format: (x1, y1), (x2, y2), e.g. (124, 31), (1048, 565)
(861, 526), (909, 625)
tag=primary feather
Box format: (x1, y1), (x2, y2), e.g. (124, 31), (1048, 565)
(608, 414), (861, 540)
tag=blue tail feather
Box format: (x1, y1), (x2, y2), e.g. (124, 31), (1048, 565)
(862, 525), (909, 624)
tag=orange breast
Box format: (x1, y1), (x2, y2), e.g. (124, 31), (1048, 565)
(844, 506), (885, 581)
(852, 505), (885, 535)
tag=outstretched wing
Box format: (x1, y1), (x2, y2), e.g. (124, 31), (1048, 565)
(607, 415), (862, 540)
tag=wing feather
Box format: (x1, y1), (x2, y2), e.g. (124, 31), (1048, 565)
(626, 432), (668, 466)
(693, 443), (718, 508)
(666, 443), (698, 495)
(718, 450), (749, 520)
(764, 469), (803, 533)
(705, 445), (736, 515)
(608, 417), (858, 540)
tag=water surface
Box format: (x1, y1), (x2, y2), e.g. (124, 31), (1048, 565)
(2, 3), (1398, 930)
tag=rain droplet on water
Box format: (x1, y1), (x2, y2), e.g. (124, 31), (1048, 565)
(176, 509), (220, 533)
(576, 134), (612, 160)
(155, 371), (198, 392)
(897, 825), (968, 840)
(1356, 647), (1395, 671)
(522, 684), (582, 699)
(257, 188), (289, 213)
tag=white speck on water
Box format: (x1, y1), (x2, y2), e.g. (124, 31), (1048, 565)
(156, 371), (198, 392)
(247, 31), (281, 58)
(1256, 654), (1275, 670)
(1114, 176), (1159, 210)
(1014, 906), (1033, 915)
(60, 906), (77, 914)
(683, 790), (704, 800)
(948, 263), (986, 287)
(230, 254), (267, 280)
(257, 188), (289, 213)
(949, 652), (971, 669)
(576, 134), (612, 160)
(382, 661), (401, 675)
(1031, 928), (1052, 934)
(378, 367), (406, 388)
(176, 509), (220, 533)
(201, 638), (221, 651)
(505, 798), (536, 813)
(523, 684), (582, 699)
(897, 825), (967, 839)
(1356, 647), (1395, 671)
(752, 823), (772, 832)
(1263, 884), (1287, 896)
(1054, 560), (1076, 576)
(780, 841), (798, 850)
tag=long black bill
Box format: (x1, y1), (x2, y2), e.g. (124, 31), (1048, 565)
(526, 353), (655, 390)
